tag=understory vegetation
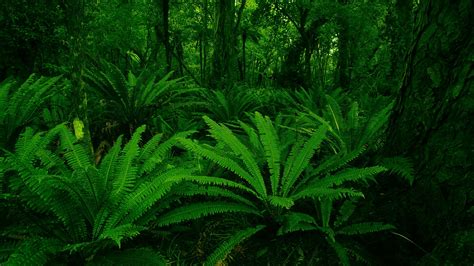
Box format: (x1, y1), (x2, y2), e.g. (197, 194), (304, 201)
(0, 0), (472, 265)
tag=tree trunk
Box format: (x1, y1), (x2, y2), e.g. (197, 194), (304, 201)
(387, 0), (473, 158)
(211, 0), (235, 89)
(155, 0), (172, 71)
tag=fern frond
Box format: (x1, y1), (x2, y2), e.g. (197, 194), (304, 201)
(175, 183), (256, 208)
(327, 238), (350, 266)
(58, 124), (91, 170)
(267, 195), (294, 209)
(337, 222), (395, 235)
(311, 166), (386, 188)
(277, 212), (317, 236)
(325, 94), (344, 133)
(182, 175), (258, 197)
(156, 202), (260, 227)
(205, 225), (265, 266)
(359, 101), (393, 146)
(100, 168), (189, 236)
(334, 200), (356, 227)
(321, 198), (333, 228)
(380, 156), (415, 185)
(97, 136), (123, 199)
(178, 138), (259, 195)
(238, 120), (262, 152)
(315, 145), (367, 176)
(99, 224), (146, 248)
(5, 238), (62, 265)
(110, 125), (146, 201)
(254, 112), (281, 195)
(292, 187), (364, 201)
(139, 131), (195, 174)
(282, 124), (328, 196)
(203, 116), (267, 196)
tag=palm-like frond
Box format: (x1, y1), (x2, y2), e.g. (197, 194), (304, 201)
(380, 156), (415, 185)
(0, 75), (62, 150)
(205, 225), (265, 266)
(337, 222), (395, 235)
(156, 202), (260, 227)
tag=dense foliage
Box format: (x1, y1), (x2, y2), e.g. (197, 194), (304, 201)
(0, 0), (472, 265)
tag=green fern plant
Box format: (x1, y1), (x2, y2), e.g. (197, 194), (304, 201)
(0, 74), (62, 150)
(296, 94), (394, 153)
(278, 199), (395, 265)
(176, 112), (388, 264)
(83, 61), (200, 136)
(197, 88), (262, 123)
(295, 94), (415, 184)
(1, 124), (198, 264)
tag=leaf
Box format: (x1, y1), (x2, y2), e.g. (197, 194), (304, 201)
(73, 118), (85, 140)
(156, 202), (260, 227)
(268, 195), (294, 209)
(337, 222), (395, 235)
(205, 225), (265, 266)
(254, 112), (281, 195)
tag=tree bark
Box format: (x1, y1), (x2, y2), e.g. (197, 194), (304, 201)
(211, 0), (236, 89)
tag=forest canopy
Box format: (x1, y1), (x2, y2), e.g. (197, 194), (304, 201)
(0, 0), (472, 265)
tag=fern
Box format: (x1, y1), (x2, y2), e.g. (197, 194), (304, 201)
(4, 124), (214, 263)
(337, 222), (395, 235)
(277, 212), (317, 235)
(281, 124), (328, 197)
(327, 238), (350, 266)
(205, 225), (265, 266)
(99, 224), (146, 248)
(156, 202), (260, 227)
(204, 116), (267, 196)
(254, 112), (281, 195)
(308, 166), (387, 188)
(4, 238), (62, 265)
(0, 75), (62, 150)
(380, 156), (415, 185)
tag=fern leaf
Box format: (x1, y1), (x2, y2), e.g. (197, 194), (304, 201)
(311, 166), (386, 188)
(156, 202), (260, 227)
(327, 238), (350, 266)
(277, 212), (317, 236)
(292, 187), (364, 201)
(325, 94), (344, 133)
(359, 101), (393, 146)
(282, 124), (328, 196)
(178, 138), (260, 195)
(5, 238), (62, 265)
(97, 136), (123, 199)
(334, 200), (356, 228)
(110, 125), (146, 201)
(267, 195), (294, 209)
(99, 224), (146, 248)
(205, 225), (265, 266)
(182, 175), (258, 197)
(203, 116), (267, 196)
(58, 125), (91, 170)
(139, 131), (194, 174)
(321, 198), (333, 228)
(380, 156), (415, 185)
(255, 112), (281, 195)
(337, 222), (395, 235)
(175, 183), (256, 208)
(100, 168), (189, 235)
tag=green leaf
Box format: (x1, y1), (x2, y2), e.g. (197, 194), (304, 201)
(205, 225), (265, 266)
